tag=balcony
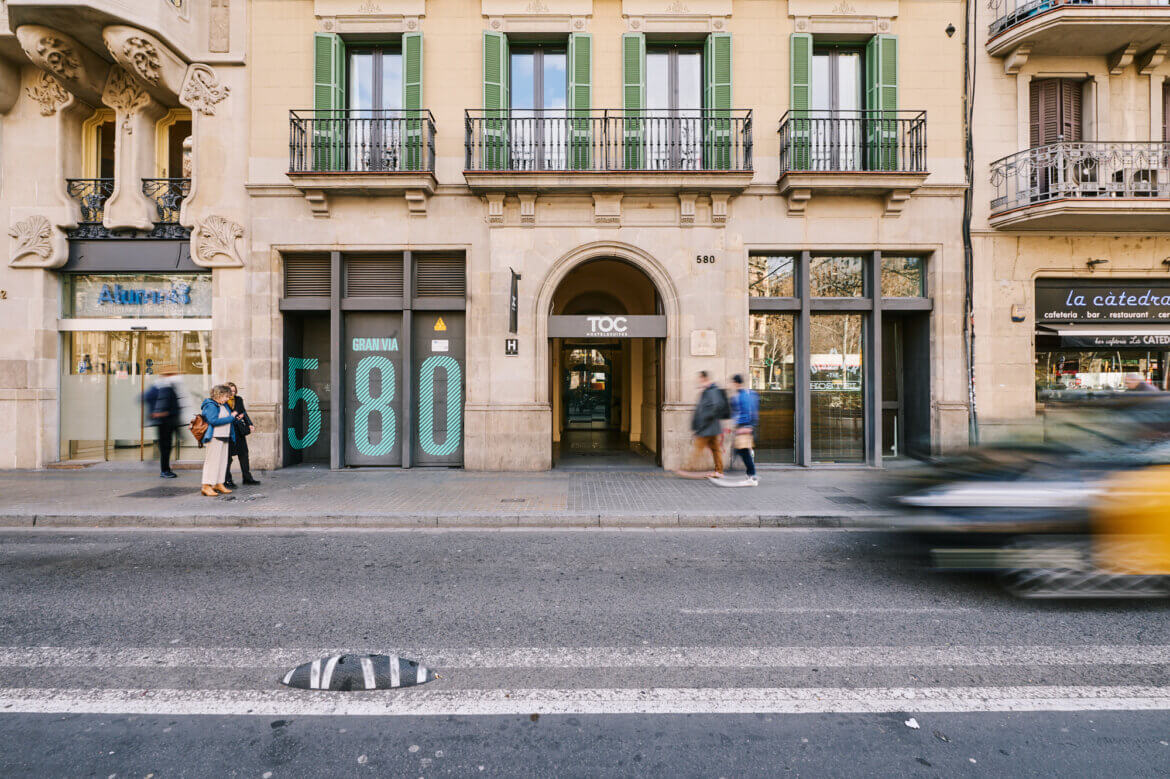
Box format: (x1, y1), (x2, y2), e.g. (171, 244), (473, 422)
(286, 110), (437, 217)
(65, 178), (113, 240)
(989, 141), (1170, 230)
(462, 109), (754, 193)
(987, 1), (1170, 59)
(777, 111), (928, 216)
(142, 178), (191, 239)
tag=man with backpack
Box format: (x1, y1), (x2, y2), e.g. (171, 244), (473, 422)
(142, 365), (187, 479)
(688, 370), (731, 478)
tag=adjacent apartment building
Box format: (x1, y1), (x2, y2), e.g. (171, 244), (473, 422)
(0, 0), (971, 472)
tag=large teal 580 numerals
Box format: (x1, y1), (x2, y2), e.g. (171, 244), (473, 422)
(287, 357), (321, 450)
(418, 355), (463, 457)
(353, 356), (397, 456)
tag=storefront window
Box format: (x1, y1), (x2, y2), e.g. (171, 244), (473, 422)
(1035, 348), (1166, 400)
(810, 255), (864, 298)
(60, 330), (212, 461)
(810, 313), (865, 463)
(65, 274), (212, 319)
(750, 313), (796, 463)
(880, 256), (926, 297)
(749, 255), (796, 298)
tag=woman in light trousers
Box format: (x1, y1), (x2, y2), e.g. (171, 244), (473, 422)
(199, 384), (238, 497)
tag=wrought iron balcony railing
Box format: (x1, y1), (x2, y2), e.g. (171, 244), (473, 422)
(142, 178), (191, 238)
(778, 110), (927, 175)
(464, 109), (753, 173)
(989, 0), (1170, 38)
(289, 109), (436, 174)
(66, 178), (114, 238)
(990, 141), (1170, 213)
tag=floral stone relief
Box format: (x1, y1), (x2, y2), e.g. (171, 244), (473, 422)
(193, 215), (244, 267)
(8, 215), (64, 268)
(25, 71), (69, 116)
(180, 64), (230, 116)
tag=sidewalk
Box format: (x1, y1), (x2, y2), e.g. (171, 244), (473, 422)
(0, 463), (895, 529)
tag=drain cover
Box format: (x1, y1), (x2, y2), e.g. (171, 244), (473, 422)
(120, 486), (191, 499)
(282, 654), (434, 691)
(828, 496), (867, 506)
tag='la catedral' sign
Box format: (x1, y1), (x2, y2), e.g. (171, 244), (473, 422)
(1035, 279), (1170, 323)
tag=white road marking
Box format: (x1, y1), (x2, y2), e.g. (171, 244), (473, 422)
(321, 656), (340, 690)
(389, 656), (400, 688)
(309, 659), (320, 690)
(1, 686), (1169, 716)
(4, 645), (1170, 670)
(360, 657), (375, 690)
(678, 608), (974, 614)
(281, 669), (294, 685)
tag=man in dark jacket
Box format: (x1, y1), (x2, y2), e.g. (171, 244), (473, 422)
(688, 370), (729, 477)
(143, 365), (185, 479)
(224, 382), (260, 487)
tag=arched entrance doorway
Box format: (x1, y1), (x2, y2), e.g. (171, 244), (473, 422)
(548, 258), (665, 468)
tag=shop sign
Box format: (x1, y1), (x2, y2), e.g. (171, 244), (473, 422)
(547, 315), (666, 338)
(68, 274), (212, 318)
(1035, 279), (1170, 323)
(1060, 334), (1170, 348)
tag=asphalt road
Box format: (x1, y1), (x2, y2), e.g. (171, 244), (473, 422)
(2, 528), (1170, 777)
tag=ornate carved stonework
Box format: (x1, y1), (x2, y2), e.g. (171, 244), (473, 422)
(181, 64), (230, 116)
(8, 216), (53, 264)
(193, 215), (244, 267)
(26, 71), (69, 116)
(35, 36), (80, 80)
(359, 0), (383, 11)
(102, 67), (150, 131)
(665, 0), (690, 12)
(832, 1), (856, 13)
(121, 37), (162, 85)
(526, 0), (550, 12)
(210, 0), (230, 53)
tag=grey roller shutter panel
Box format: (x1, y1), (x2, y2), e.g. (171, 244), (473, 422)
(284, 254), (331, 296)
(415, 255), (466, 297)
(345, 256), (405, 297)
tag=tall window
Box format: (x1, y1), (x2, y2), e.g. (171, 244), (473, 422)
(811, 46), (863, 170)
(1030, 78), (1082, 146)
(646, 46), (702, 169)
(347, 46), (403, 171)
(510, 44), (567, 170)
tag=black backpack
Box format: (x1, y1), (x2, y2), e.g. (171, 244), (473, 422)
(717, 387), (732, 420)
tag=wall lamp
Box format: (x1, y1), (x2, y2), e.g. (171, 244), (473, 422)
(946, 23), (956, 37)
(1086, 259), (1110, 269)
(1161, 257), (1170, 269)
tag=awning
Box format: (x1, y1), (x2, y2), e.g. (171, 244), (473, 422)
(1036, 324), (1170, 348)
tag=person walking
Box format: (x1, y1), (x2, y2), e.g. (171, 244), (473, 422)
(199, 384), (236, 497)
(721, 373), (759, 486)
(223, 382), (260, 487)
(686, 370), (730, 478)
(142, 365), (187, 479)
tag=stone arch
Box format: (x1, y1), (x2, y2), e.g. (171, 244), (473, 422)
(533, 240), (682, 405)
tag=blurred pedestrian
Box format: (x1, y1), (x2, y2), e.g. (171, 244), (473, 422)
(142, 364), (187, 479)
(720, 373), (759, 486)
(1125, 373), (1160, 392)
(199, 384), (236, 497)
(685, 370), (731, 478)
(223, 381), (260, 488)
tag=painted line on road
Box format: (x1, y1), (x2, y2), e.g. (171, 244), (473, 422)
(2, 685), (1170, 716)
(678, 608), (975, 614)
(4, 646), (1170, 670)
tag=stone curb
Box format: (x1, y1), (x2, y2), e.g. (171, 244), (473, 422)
(0, 512), (894, 529)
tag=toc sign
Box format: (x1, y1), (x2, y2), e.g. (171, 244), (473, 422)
(547, 315), (667, 339)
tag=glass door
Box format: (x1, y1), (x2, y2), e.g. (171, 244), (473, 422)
(348, 47), (404, 171)
(510, 45), (567, 170)
(646, 47), (702, 170)
(811, 47), (862, 170)
(810, 313), (865, 463)
(61, 330), (213, 463)
(564, 347), (614, 430)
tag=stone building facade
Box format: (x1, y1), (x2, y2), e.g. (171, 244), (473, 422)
(0, 0), (971, 471)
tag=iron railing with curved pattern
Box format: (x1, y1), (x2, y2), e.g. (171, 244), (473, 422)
(990, 141), (1170, 214)
(989, 0), (1170, 39)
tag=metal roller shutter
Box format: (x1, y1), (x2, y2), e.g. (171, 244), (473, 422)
(346, 256), (405, 297)
(284, 254), (331, 297)
(414, 255), (466, 297)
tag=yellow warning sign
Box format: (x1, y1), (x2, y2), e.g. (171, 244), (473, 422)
(434, 317), (447, 332)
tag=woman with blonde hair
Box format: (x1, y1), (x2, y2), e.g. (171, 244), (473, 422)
(199, 384), (238, 497)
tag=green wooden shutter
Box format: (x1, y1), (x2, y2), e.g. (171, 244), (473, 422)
(314, 32), (345, 171)
(865, 34), (898, 171)
(622, 32), (645, 170)
(788, 33), (812, 171)
(482, 30), (509, 170)
(402, 32), (424, 171)
(703, 32), (732, 170)
(568, 32), (592, 171)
